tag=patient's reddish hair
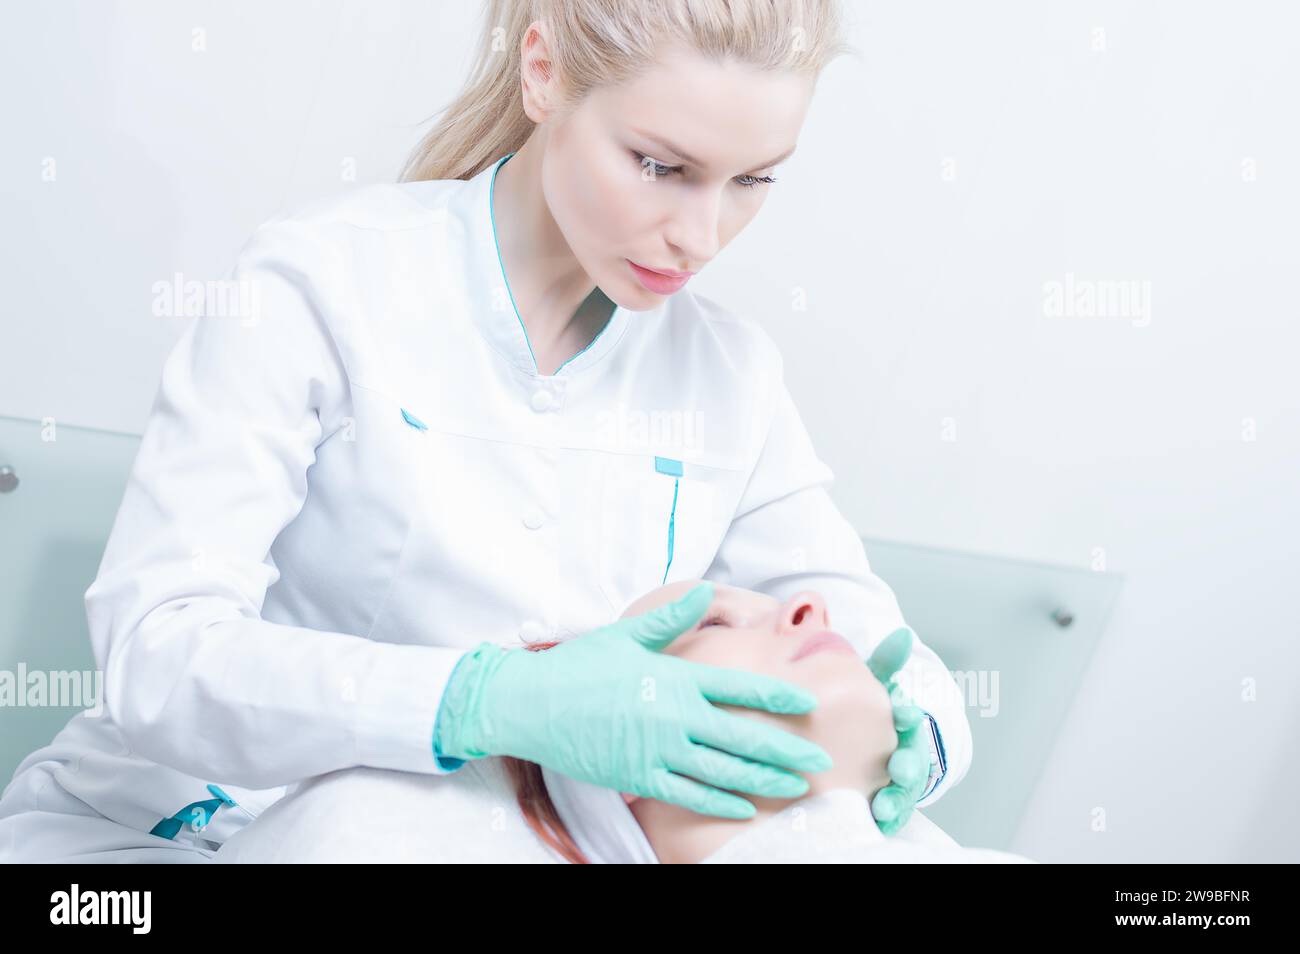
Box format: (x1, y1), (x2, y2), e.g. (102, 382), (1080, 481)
(500, 640), (591, 864)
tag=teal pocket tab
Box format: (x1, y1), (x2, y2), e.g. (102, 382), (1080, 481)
(654, 456), (683, 477)
(401, 408), (428, 431)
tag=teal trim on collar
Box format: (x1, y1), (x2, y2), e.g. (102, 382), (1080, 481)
(488, 150), (623, 378)
(555, 290), (620, 375)
(488, 152), (537, 372)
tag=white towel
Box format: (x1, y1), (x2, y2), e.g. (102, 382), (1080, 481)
(540, 766), (660, 863)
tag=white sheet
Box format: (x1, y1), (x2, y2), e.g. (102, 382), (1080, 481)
(213, 760), (1032, 863)
(215, 761), (560, 863)
(698, 789), (1032, 863)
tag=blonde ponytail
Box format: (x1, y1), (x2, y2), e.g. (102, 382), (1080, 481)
(398, 0), (853, 184)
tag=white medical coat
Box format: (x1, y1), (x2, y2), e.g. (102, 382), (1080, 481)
(0, 152), (972, 856)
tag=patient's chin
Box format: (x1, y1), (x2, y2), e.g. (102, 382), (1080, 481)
(791, 661), (891, 726)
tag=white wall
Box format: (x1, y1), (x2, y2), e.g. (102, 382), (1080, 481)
(3, 1), (1296, 860)
(0, 0), (482, 432)
(740, 1), (1300, 862)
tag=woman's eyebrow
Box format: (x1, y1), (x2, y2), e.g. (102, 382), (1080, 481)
(748, 143), (797, 170)
(630, 129), (796, 172)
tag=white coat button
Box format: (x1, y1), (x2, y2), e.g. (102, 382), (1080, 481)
(530, 390), (553, 412)
(522, 507), (545, 529)
(519, 619), (549, 643)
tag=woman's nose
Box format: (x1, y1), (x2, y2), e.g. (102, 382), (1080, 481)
(664, 192), (722, 265)
(778, 591), (830, 635)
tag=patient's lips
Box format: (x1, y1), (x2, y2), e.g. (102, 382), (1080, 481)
(789, 630), (857, 663)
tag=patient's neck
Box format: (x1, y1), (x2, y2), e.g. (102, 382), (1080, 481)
(629, 766), (886, 864)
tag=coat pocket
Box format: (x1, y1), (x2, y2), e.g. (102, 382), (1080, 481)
(597, 454), (733, 615)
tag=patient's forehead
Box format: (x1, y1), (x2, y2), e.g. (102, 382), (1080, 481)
(619, 580), (777, 622)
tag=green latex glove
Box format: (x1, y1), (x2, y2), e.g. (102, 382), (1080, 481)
(865, 626), (932, 835)
(433, 581), (834, 819)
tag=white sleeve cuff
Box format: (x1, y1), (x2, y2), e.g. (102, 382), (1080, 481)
(351, 643), (472, 776)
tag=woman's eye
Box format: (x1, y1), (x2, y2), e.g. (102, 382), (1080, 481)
(632, 150), (777, 190)
(632, 151), (679, 177)
(701, 613), (730, 628)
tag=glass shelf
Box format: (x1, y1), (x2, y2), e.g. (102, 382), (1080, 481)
(0, 414), (140, 784)
(863, 535), (1125, 850)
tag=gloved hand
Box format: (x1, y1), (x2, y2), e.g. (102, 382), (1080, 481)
(865, 626), (932, 835)
(433, 581), (834, 819)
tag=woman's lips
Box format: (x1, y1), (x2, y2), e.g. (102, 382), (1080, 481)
(789, 630), (858, 663)
(627, 259), (692, 294)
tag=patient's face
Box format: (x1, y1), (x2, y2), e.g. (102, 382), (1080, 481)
(618, 580), (897, 807)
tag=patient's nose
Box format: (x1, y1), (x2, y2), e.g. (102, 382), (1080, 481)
(778, 591), (830, 636)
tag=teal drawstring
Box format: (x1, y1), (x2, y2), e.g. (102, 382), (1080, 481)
(149, 784), (242, 840)
(149, 798), (225, 840)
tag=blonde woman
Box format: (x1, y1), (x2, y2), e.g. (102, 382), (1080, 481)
(0, 0), (970, 863)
